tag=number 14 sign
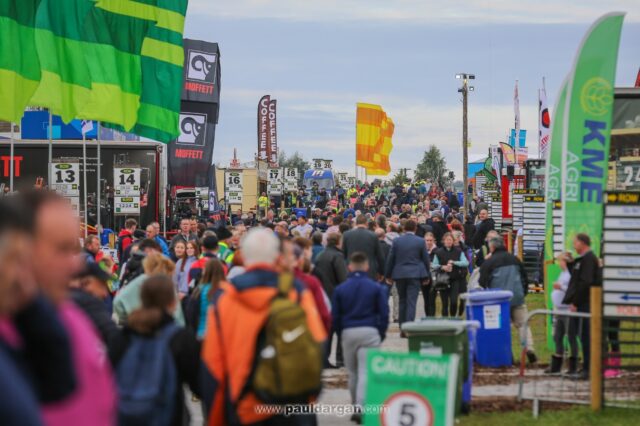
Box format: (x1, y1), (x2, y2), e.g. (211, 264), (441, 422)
(114, 167), (141, 197)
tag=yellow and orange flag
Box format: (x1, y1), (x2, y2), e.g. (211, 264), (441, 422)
(356, 103), (394, 175)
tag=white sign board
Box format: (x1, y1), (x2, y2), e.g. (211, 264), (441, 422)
(284, 167), (298, 192)
(225, 171), (243, 204)
(50, 162), (80, 197)
(114, 197), (140, 215)
(114, 167), (141, 197)
(603, 191), (640, 318)
(522, 195), (545, 250)
(268, 167), (283, 196)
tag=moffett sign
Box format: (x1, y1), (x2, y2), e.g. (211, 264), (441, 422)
(177, 113), (207, 146)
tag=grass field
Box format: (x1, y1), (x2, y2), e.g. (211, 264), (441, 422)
(512, 293), (553, 364)
(459, 406), (640, 426)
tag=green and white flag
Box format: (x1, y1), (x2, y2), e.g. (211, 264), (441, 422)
(561, 12), (625, 256)
(545, 79), (567, 261)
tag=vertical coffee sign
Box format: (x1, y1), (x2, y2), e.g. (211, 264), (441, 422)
(257, 95), (279, 165)
(257, 95), (270, 162)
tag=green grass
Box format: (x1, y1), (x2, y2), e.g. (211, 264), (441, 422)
(512, 293), (554, 364)
(458, 406), (640, 426)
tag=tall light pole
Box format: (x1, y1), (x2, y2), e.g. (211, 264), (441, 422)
(456, 73), (475, 214)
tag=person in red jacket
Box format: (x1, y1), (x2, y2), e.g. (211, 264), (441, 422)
(291, 237), (331, 335)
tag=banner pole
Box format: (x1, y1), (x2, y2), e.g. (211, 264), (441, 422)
(82, 132), (88, 238)
(9, 122), (15, 193)
(97, 123), (101, 229)
(48, 111), (53, 187)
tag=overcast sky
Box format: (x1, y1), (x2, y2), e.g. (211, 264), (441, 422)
(184, 0), (640, 177)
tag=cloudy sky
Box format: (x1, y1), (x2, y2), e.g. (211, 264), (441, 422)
(184, 0), (640, 177)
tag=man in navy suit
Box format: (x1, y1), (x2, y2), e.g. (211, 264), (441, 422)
(385, 219), (432, 328)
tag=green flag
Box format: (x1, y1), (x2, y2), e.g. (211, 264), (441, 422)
(100, 0), (188, 142)
(0, 0), (187, 143)
(561, 13), (625, 256)
(0, 1), (41, 123)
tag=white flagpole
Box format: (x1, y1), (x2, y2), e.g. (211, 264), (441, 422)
(97, 123), (101, 228)
(48, 111), (53, 187)
(537, 87), (541, 159)
(9, 122), (15, 192)
(82, 131), (88, 238)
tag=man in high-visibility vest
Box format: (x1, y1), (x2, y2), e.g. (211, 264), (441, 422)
(257, 192), (270, 218)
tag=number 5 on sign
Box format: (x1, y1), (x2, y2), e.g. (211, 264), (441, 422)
(365, 351), (458, 426)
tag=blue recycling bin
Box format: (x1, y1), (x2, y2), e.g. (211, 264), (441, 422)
(461, 320), (480, 413)
(463, 290), (513, 367)
(101, 228), (115, 246)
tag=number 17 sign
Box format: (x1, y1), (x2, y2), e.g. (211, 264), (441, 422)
(365, 351), (459, 426)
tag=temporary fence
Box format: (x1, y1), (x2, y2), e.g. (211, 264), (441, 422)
(518, 309), (640, 416)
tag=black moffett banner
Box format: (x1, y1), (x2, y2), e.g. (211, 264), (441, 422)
(182, 39), (221, 122)
(169, 39), (221, 206)
(168, 101), (216, 188)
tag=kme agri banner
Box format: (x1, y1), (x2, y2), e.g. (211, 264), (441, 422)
(561, 13), (625, 256)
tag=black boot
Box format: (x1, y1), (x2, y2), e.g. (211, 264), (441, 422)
(564, 357), (578, 375)
(544, 355), (563, 375)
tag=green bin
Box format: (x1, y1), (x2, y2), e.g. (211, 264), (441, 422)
(402, 320), (468, 414)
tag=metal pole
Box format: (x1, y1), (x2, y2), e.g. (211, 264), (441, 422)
(9, 122), (14, 192)
(97, 123), (101, 228)
(590, 286), (603, 411)
(48, 111), (53, 187)
(462, 78), (469, 214)
(82, 132), (88, 238)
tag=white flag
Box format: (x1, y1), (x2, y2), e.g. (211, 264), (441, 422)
(81, 120), (94, 136)
(538, 79), (551, 158)
(514, 80), (520, 141)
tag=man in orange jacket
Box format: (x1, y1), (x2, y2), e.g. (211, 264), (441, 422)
(200, 228), (326, 425)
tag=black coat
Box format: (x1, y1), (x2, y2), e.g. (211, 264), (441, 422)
(313, 246), (348, 298)
(109, 315), (200, 426)
(562, 250), (601, 309)
(70, 288), (119, 347)
(472, 218), (496, 249)
(342, 227), (385, 279)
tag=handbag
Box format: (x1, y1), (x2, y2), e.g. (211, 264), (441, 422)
(434, 271), (451, 291)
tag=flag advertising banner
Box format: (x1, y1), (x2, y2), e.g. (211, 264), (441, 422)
(499, 142), (516, 165)
(257, 95), (270, 161)
(167, 101), (217, 187)
(544, 79), (568, 348)
(0, 0), (189, 142)
(81, 120), (94, 136)
(539, 80), (551, 159)
(356, 103), (394, 175)
(182, 40), (221, 105)
(514, 80), (521, 140)
(268, 99), (278, 165)
(561, 13), (625, 256)
(490, 146), (502, 186)
(636, 68), (640, 88)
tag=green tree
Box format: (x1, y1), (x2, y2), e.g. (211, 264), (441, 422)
(389, 169), (410, 186)
(414, 145), (449, 188)
(279, 151), (311, 186)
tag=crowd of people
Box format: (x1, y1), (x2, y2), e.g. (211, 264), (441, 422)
(0, 181), (601, 425)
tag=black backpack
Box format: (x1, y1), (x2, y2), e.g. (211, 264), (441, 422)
(116, 234), (132, 264)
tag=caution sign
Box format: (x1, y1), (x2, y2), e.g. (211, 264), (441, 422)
(603, 191), (640, 318)
(365, 351), (458, 426)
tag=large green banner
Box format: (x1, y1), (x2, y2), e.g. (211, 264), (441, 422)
(365, 351), (459, 426)
(561, 13), (625, 256)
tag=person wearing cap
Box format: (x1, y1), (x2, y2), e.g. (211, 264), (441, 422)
(70, 263), (119, 346)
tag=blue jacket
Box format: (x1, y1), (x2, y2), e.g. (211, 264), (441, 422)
(154, 236), (170, 257)
(332, 272), (389, 339)
(385, 232), (431, 280)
